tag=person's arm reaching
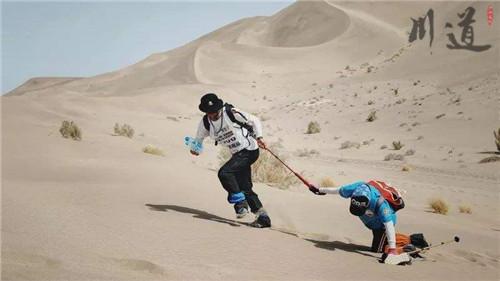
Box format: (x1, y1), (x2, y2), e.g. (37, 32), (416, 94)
(318, 187), (341, 194)
(309, 181), (366, 196)
(191, 120), (209, 155)
(383, 221), (397, 251)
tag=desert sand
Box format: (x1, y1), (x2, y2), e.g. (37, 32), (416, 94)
(2, 1), (499, 280)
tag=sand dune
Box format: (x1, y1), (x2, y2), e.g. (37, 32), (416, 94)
(2, 0), (499, 280)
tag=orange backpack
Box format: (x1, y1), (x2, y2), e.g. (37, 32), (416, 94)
(368, 180), (405, 211)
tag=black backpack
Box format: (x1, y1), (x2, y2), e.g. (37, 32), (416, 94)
(203, 103), (255, 140)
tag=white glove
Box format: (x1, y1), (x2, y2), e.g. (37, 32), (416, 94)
(384, 253), (411, 265)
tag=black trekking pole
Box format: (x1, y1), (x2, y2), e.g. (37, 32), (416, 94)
(406, 236), (460, 255)
(264, 147), (314, 188)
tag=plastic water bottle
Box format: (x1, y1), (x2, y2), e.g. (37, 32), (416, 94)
(184, 136), (203, 154)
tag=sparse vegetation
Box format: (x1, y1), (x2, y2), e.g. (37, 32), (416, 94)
(392, 141), (404, 150)
(59, 120), (82, 141)
(380, 145), (388, 150)
(113, 123), (135, 138)
(296, 148), (320, 157)
(405, 149), (416, 156)
(366, 111), (377, 122)
(306, 121), (321, 134)
(384, 153), (405, 161)
(320, 177), (336, 187)
(142, 145), (164, 156)
(340, 141), (361, 150)
(219, 144), (298, 188)
(429, 198), (449, 215)
(459, 205), (472, 214)
(402, 165), (411, 172)
(494, 128), (500, 152)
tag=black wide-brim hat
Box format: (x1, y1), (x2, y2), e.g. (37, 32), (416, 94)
(349, 195), (369, 216)
(199, 93), (224, 113)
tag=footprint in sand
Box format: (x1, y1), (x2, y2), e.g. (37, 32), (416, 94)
(453, 249), (499, 268)
(2, 252), (62, 280)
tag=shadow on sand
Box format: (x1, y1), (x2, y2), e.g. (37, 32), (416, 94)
(145, 203), (378, 258)
(145, 204), (248, 227)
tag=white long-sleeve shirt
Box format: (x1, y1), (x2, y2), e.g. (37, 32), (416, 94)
(195, 107), (263, 154)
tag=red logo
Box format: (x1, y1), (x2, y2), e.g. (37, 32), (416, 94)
(487, 5), (494, 26)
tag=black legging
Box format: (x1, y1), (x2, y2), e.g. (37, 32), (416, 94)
(218, 148), (263, 213)
(372, 228), (388, 253)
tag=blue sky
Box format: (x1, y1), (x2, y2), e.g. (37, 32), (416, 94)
(1, 0), (292, 94)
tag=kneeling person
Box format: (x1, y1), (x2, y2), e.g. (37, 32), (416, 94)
(309, 181), (410, 265)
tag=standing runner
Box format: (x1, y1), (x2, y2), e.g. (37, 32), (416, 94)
(190, 93), (271, 228)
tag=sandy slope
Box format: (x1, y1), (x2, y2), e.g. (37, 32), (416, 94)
(2, 0), (500, 280)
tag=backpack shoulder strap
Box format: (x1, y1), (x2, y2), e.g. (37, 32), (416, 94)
(202, 115), (210, 131)
(224, 103), (238, 122)
(224, 103), (254, 133)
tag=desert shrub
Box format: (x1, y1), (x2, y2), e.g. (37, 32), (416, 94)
(366, 111), (377, 122)
(320, 177), (336, 187)
(340, 141), (361, 150)
(405, 149), (416, 156)
(494, 128), (500, 152)
(384, 153), (405, 161)
(429, 198), (449, 215)
(392, 141), (404, 150)
(380, 145), (388, 150)
(306, 121), (321, 134)
(142, 145), (164, 156)
(113, 123), (134, 138)
(218, 144), (298, 189)
(458, 205), (472, 214)
(59, 120), (82, 141)
(401, 165), (411, 172)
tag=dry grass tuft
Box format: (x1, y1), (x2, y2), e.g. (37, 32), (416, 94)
(113, 123), (135, 138)
(218, 144), (299, 189)
(59, 120), (82, 141)
(458, 205), (472, 214)
(405, 149), (416, 156)
(142, 145), (164, 156)
(340, 141), (361, 150)
(392, 141), (404, 150)
(429, 198), (449, 215)
(384, 153), (405, 161)
(320, 177), (336, 187)
(366, 111), (377, 122)
(306, 121), (321, 134)
(402, 165), (411, 172)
